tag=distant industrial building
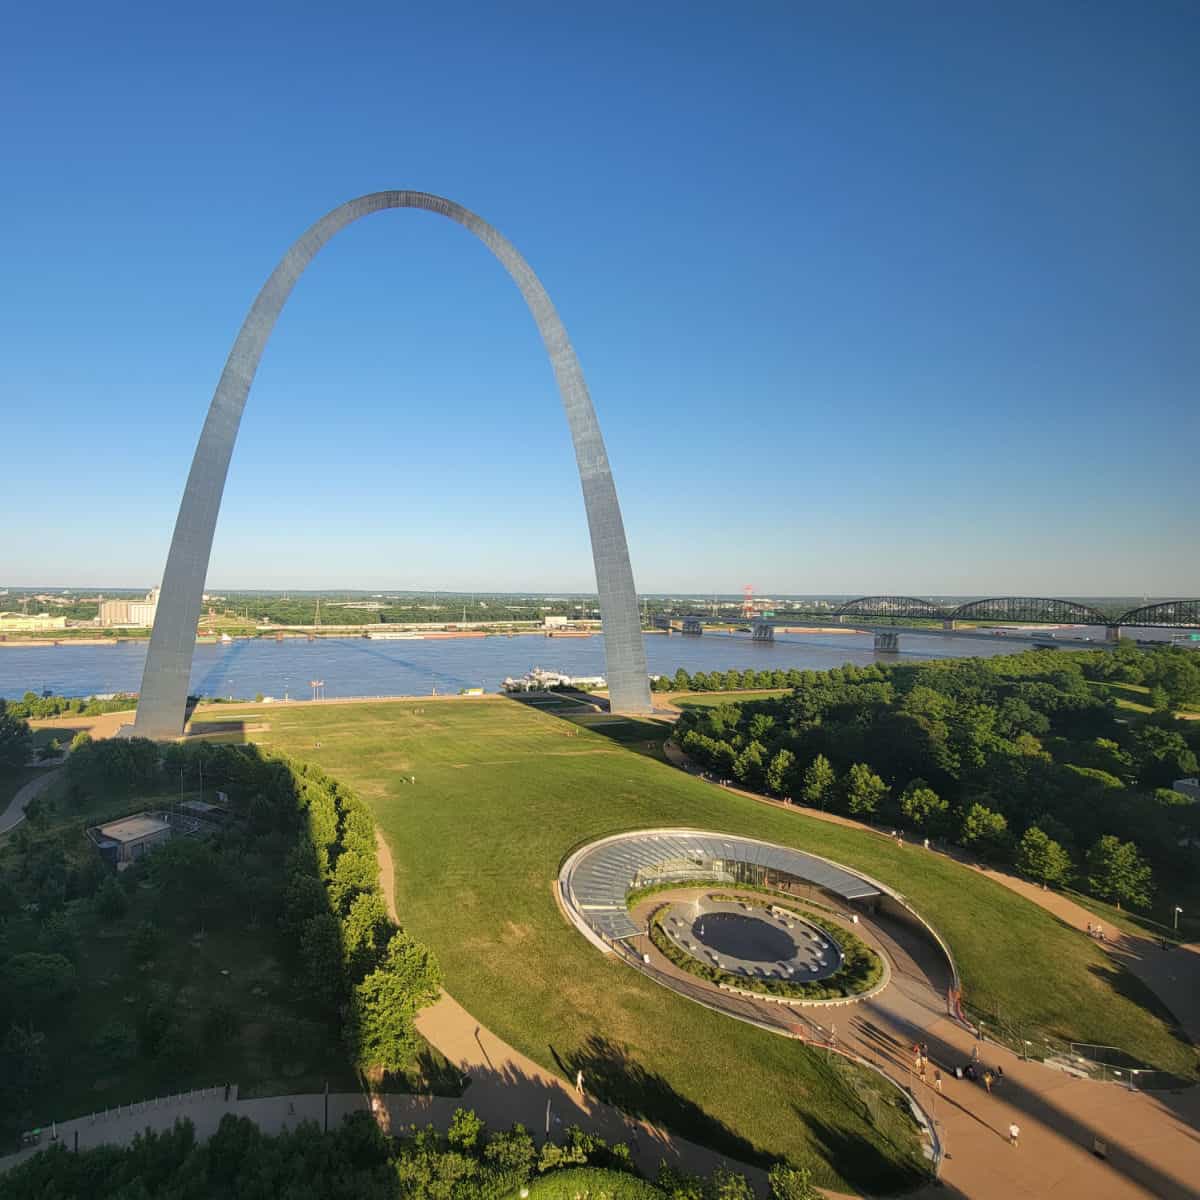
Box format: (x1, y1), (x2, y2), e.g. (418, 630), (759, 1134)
(98, 588), (159, 627)
(0, 612), (67, 632)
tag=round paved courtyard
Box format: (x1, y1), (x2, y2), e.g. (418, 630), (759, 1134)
(658, 896), (842, 983)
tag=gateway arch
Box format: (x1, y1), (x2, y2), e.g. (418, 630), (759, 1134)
(132, 191), (652, 738)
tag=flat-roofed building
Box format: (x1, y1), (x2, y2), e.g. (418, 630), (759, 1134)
(99, 588), (159, 628)
(92, 813), (172, 867)
(0, 612), (67, 632)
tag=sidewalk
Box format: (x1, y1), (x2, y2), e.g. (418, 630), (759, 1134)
(378, 831), (776, 1192)
(0, 766), (62, 835)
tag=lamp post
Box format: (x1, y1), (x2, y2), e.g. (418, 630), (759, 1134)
(1174, 906), (1183, 933)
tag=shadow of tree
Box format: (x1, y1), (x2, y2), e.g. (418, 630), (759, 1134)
(553, 1035), (769, 1166)
(1082, 961), (1196, 1050)
(798, 1111), (929, 1195)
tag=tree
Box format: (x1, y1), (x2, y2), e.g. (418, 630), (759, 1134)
(765, 748), (796, 797)
(447, 1107), (486, 1153)
(1, 954), (77, 1026)
(1015, 826), (1072, 888)
(348, 930), (441, 1071)
(768, 1163), (821, 1200)
(845, 763), (887, 817)
(707, 1167), (755, 1200)
(1133, 724), (1198, 789)
(1145, 650), (1200, 707)
(342, 892), (393, 980)
(732, 741), (765, 788)
(899, 780), (948, 831)
(1154, 787), (1194, 807)
(0, 700), (32, 773)
(94, 875), (128, 920)
(801, 754), (836, 811)
(1086, 835), (1154, 909)
(484, 1123), (537, 1180)
(959, 803), (1008, 858)
(301, 911), (345, 1015)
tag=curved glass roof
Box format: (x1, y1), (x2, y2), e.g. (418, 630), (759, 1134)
(562, 829), (881, 943)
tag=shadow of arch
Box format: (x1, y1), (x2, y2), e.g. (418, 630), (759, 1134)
(132, 191), (651, 738)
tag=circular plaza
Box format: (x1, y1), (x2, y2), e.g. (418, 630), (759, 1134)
(556, 828), (940, 1012)
(656, 895), (843, 983)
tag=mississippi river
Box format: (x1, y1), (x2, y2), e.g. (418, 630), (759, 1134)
(0, 629), (1093, 702)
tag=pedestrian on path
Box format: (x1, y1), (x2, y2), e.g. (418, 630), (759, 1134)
(575, 1068), (584, 1096)
(1009, 1122), (1020, 1147)
(984, 1070), (994, 1094)
(934, 1070), (943, 1093)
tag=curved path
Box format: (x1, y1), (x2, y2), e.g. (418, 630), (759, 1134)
(659, 740), (1200, 1199)
(373, 830), (777, 1194)
(0, 767), (62, 835)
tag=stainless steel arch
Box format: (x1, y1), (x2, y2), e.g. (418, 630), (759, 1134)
(132, 191), (652, 737)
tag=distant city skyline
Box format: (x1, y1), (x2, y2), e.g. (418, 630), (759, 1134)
(2, 3), (1196, 593)
(0, 583), (1186, 605)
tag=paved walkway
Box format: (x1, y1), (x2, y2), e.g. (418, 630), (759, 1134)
(0, 767), (62, 835)
(375, 829), (777, 1193)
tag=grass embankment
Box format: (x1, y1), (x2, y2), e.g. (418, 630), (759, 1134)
(192, 700), (1195, 1181)
(669, 691), (791, 710)
(521, 1167), (665, 1200)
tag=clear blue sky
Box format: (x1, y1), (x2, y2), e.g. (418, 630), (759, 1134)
(2, 1), (1196, 595)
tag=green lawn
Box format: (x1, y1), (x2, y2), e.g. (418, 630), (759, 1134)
(192, 698), (1196, 1185)
(1088, 679), (1200, 716)
(522, 1167), (665, 1200)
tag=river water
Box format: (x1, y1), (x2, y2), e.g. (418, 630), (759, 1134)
(0, 629), (1115, 702)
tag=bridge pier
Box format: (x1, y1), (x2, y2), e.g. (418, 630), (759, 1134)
(752, 620), (774, 643)
(682, 618), (703, 636)
(942, 619), (957, 631)
(874, 631), (900, 652)
(1106, 625), (1122, 643)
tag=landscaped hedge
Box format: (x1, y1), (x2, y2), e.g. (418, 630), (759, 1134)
(647, 893), (882, 1001)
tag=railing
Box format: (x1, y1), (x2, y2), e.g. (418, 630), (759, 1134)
(961, 1002), (1190, 1092)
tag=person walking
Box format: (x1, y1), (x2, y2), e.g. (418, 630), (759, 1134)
(934, 1069), (943, 1093)
(575, 1068), (584, 1097)
(984, 1069), (994, 1094)
(1008, 1122), (1020, 1148)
